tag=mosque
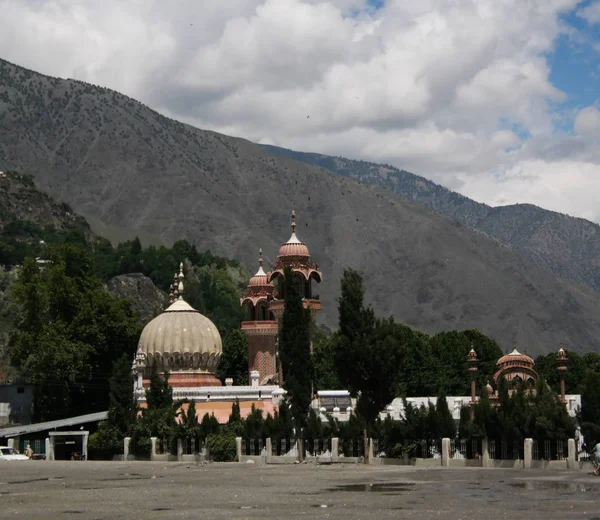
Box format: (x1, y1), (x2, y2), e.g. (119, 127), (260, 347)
(131, 210), (581, 424)
(132, 211), (322, 422)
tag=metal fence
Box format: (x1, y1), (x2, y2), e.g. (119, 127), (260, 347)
(418, 439), (442, 459)
(532, 439), (565, 461)
(271, 438), (298, 457)
(340, 439), (364, 458)
(304, 438), (332, 457)
(244, 438), (265, 456)
(182, 437), (204, 455)
(488, 439), (523, 460)
(156, 437), (176, 455)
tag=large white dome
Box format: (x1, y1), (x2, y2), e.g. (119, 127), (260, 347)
(137, 299), (222, 373)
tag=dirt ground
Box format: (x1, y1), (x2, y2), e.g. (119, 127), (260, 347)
(1, 461), (599, 519)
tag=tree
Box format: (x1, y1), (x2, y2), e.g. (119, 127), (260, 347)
(312, 333), (341, 390)
(217, 329), (249, 385)
(578, 371), (600, 449)
(145, 361), (173, 410)
(107, 353), (138, 436)
(10, 244), (140, 420)
(88, 354), (137, 459)
(278, 266), (313, 461)
(334, 270), (403, 429)
(435, 389), (456, 439)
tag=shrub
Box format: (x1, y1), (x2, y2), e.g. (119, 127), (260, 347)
(87, 422), (123, 460)
(207, 432), (237, 462)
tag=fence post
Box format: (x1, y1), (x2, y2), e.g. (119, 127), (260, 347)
(123, 437), (130, 461)
(331, 438), (339, 462)
(177, 438), (183, 461)
(47, 437), (55, 461)
(235, 437), (242, 462)
(482, 438), (490, 468)
(150, 437), (158, 461)
(567, 438), (576, 470)
(441, 438), (450, 467)
(523, 438), (532, 469)
(368, 438), (375, 465)
(265, 438), (272, 463)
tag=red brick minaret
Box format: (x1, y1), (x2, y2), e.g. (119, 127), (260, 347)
(267, 211), (323, 353)
(240, 249), (279, 384)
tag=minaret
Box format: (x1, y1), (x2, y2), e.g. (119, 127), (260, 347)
(267, 211), (323, 352)
(240, 249), (279, 384)
(557, 345), (568, 403)
(467, 346), (478, 418)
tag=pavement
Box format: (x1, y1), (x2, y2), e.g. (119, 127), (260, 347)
(1, 461), (599, 519)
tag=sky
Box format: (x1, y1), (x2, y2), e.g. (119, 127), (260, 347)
(0, 0), (599, 221)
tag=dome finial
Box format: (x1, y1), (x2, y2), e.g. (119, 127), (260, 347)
(258, 248), (263, 267)
(177, 262), (184, 300)
(291, 210), (296, 233)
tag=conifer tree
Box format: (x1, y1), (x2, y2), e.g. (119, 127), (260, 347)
(278, 266), (313, 460)
(107, 353), (138, 436)
(435, 389), (456, 439)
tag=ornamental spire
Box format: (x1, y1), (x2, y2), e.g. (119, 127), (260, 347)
(177, 262), (184, 300)
(291, 210), (296, 233)
(258, 248), (263, 268)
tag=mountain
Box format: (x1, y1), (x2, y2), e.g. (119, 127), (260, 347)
(261, 145), (600, 291)
(1, 57), (600, 356)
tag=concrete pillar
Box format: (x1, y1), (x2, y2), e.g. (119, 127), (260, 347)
(123, 437), (131, 461)
(251, 371), (259, 388)
(482, 438), (490, 468)
(7, 438), (16, 451)
(177, 438), (183, 461)
(368, 438), (375, 465)
(568, 438), (576, 470)
(236, 437), (242, 462)
(150, 437), (158, 461)
(441, 438), (450, 467)
(265, 438), (272, 463)
(47, 437), (55, 461)
(331, 438), (339, 461)
(82, 433), (89, 461)
(45, 438), (51, 460)
(524, 438), (533, 469)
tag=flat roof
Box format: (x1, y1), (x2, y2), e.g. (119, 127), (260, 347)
(0, 411), (107, 438)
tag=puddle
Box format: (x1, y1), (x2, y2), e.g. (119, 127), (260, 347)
(509, 481), (598, 492)
(327, 482), (416, 493)
(311, 504), (333, 508)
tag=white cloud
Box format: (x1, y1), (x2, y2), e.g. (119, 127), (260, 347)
(578, 0), (600, 24)
(0, 0), (599, 222)
(574, 105), (600, 134)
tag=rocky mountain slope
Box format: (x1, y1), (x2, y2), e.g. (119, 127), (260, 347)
(1, 58), (600, 355)
(105, 273), (165, 324)
(262, 145), (600, 292)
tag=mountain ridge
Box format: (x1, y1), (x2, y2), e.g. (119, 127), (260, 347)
(1, 57), (600, 355)
(260, 144), (600, 291)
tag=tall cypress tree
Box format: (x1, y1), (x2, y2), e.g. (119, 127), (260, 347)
(107, 353), (138, 436)
(435, 389), (456, 439)
(278, 266), (313, 461)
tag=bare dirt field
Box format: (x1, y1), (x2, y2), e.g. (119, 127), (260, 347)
(1, 461), (599, 519)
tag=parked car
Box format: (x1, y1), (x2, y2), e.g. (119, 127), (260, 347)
(0, 446), (29, 461)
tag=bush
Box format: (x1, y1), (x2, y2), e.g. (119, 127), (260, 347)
(87, 422), (123, 460)
(207, 432), (237, 462)
(130, 435), (152, 459)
